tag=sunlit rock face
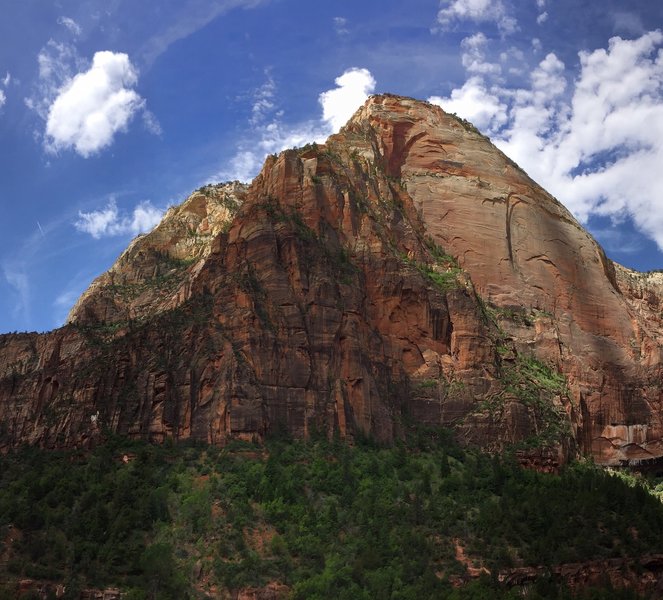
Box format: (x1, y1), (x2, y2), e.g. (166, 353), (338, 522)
(1, 94), (661, 466)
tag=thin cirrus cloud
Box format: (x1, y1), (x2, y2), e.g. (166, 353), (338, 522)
(213, 67), (376, 183)
(74, 199), (164, 239)
(429, 29), (663, 251)
(138, 0), (270, 67)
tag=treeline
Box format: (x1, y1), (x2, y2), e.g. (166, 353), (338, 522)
(0, 429), (661, 599)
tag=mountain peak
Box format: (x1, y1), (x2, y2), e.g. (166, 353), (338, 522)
(0, 94), (662, 467)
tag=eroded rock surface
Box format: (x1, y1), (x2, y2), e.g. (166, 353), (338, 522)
(1, 95), (661, 465)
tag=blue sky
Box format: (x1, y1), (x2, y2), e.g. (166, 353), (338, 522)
(1, 0), (662, 334)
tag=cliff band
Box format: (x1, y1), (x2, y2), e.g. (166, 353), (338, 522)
(1, 95), (662, 466)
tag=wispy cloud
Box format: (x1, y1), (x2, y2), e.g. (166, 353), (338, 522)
(333, 16), (349, 36)
(138, 0), (269, 67)
(142, 109), (162, 135)
(57, 16), (82, 36)
(25, 40), (84, 120)
(2, 264), (30, 325)
(212, 67), (376, 183)
(611, 11), (645, 36)
(250, 71), (276, 126)
(53, 277), (91, 326)
(74, 198), (164, 239)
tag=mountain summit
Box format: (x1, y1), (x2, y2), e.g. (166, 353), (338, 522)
(1, 94), (662, 466)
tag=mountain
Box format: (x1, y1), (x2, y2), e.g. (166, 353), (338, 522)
(1, 94), (662, 468)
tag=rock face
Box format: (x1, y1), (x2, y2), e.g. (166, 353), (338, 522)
(67, 181), (247, 326)
(1, 94), (661, 465)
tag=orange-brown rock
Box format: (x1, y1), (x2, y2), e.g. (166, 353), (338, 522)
(67, 181), (247, 326)
(0, 94), (661, 465)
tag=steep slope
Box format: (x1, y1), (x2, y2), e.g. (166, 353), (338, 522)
(0, 94), (661, 466)
(347, 95), (663, 464)
(67, 181), (247, 325)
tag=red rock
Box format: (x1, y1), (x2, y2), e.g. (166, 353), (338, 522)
(0, 94), (661, 465)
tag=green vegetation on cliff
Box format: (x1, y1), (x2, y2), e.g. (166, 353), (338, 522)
(0, 431), (660, 599)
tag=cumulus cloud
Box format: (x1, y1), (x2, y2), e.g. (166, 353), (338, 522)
(430, 30), (663, 250)
(460, 33), (502, 75)
(429, 77), (508, 130)
(26, 45), (158, 156)
(2, 72), (10, 87)
(57, 16), (82, 36)
(319, 68), (376, 132)
(74, 199), (163, 239)
(0, 90), (5, 109)
(437, 0), (518, 36)
(214, 67), (376, 183)
(44, 51), (144, 157)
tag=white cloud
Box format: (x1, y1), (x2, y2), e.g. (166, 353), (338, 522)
(437, 0), (518, 36)
(44, 51), (144, 157)
(319, 68), (376, 132)
(37, 41), (80, 86)
(429, 77), (508, 130)
(214, 67), (376, 183)
(460, 33), (502, 75)
(250, 73), (276, 126)
(25, 40), (84, 120)
(57, 16), (82, 36)
(431, 30), (663, 250)
(0, 90), (5, 109)
(74, 199), (164, 239)
(2, 72), (10, 87)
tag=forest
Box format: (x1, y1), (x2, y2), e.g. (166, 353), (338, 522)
(1, 428), (662, 599)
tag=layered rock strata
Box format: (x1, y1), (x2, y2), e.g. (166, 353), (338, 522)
(1, 95), (661, 465)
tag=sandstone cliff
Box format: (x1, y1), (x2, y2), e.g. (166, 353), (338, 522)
(1, 95), (661, 465)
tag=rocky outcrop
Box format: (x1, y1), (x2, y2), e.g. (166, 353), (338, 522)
(499, 554), (663, 597)
(67, 181), (247, 326)
(0, 94), (661, 465)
